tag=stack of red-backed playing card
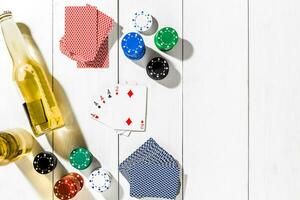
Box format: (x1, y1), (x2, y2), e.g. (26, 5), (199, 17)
(60, 5), (113, 68)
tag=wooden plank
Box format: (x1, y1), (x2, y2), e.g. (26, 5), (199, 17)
(183, 0), (249, 199)
(52, 0), (119, 199)
(250, 0), (300, 199)
(118, 1), (183, 199)
(0, 1), (54, 199)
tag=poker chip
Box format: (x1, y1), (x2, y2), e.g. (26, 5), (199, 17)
(121, 32), (146, 60)
(154, 27), (178, 51)
(69, 147), (93, 170)
(132, 11), (153, 33)
(146, 57), (169, 80)
(69, 172), (84, 188)
(54, 173), (84, 200)
(33, 152), (57, 174)
(88, 168), (112, 193)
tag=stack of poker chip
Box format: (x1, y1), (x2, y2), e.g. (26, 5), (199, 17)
(132, 11), (153, 33)
(69, 147), (93, 170)
(59, 5), (113, 68)
(119, 138), (180, 199)
(88, 168), (112, 193)
(121, 32), (146, 60)
(146, 57), (169, 80)
(121, 11), (180, 81)
(154, 27), (179, 52)
(33, 152), (57, 174)
(54, 172), (84, 200)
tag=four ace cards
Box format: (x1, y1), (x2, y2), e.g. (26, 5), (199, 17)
(89, 84), (147, 136)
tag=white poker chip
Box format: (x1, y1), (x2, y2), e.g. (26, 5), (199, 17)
(132, 11), (153, 32)
(88, 168), (112, 193)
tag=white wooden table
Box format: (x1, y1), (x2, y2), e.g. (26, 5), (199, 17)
(1, 0), (300, 199)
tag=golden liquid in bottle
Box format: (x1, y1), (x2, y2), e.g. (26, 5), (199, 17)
(0, 11), (64, 136)
(15, 59), (64, 135)
(0, 129), (33, 165)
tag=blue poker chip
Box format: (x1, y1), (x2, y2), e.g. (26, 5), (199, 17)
(125, 48), (146, 60)
(121, 32), (146, 60)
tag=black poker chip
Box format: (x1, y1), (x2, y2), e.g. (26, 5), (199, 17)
(146, 57), (169, 80)
(33, 152), (57, 174)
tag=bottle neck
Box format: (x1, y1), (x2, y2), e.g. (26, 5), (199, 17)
(0, 15), (30, 66)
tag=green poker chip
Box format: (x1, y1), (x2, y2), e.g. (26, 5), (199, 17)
(154, 27), (178, 51)
(69, 147), (93, 170)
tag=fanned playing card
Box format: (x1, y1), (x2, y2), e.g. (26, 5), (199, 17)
(89, 85), (119, 123)
(89, 85), (117, 126)
(89, 84), (147, 135)
(94, 84), (147, 132)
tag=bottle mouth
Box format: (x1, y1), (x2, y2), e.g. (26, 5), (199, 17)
(0, 136), (9, 159)
(0, 10), (12, 22)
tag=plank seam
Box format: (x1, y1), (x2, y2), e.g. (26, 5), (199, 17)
(181, 0), (184, 198)
(247, 0), (250, 199)
(51, 1), (55, 200)
(117, 0), (120, 199)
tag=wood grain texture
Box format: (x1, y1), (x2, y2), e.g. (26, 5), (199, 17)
(183, 0), (249, 199)
(1, 0), (300, 199)
(52, 1), (119, 200)
(250, 0), (300, 199)
(0, 0), (54, 199)
(118, 0), (183, 200)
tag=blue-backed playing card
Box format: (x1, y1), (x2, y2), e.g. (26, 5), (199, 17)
(129, 162), (180, 199)
(119, 138), (177, 181)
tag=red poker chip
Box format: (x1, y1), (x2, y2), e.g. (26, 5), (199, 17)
(69, 172), (84, 189)
(54, 179), (77, 200)
(54, 173), (84, 200)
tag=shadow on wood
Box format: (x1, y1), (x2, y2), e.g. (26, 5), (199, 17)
(15, 137), (67, 200)
(17, 23), (88, 159)
(133, 46), (181, 88)
(167, 37), (194, 61)
(141, 16), (159, 36)
(17, 23), (98, 200)
(109, 21), (124, 50)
